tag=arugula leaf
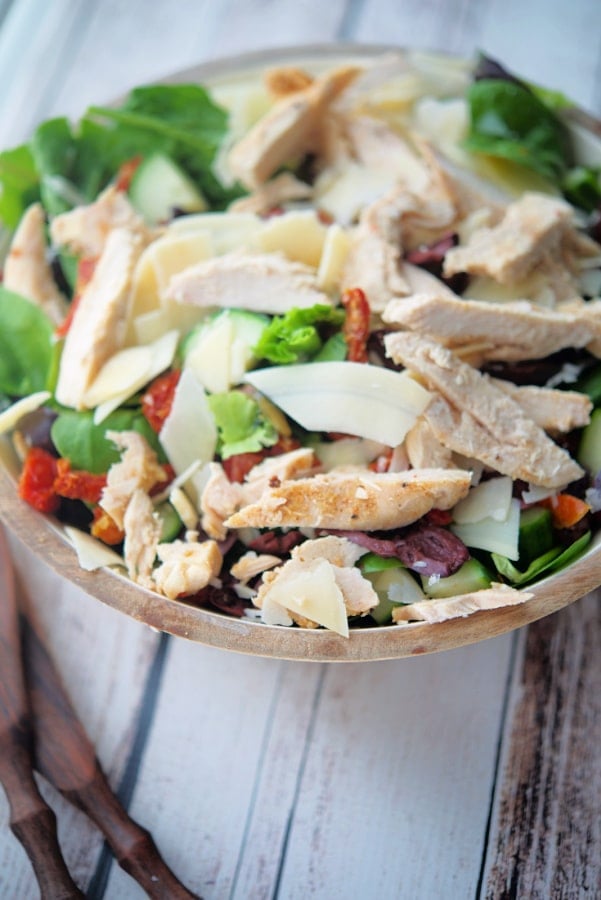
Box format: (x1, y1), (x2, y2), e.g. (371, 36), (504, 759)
(50, 409), (165, 473)
(0, 144), (40, 229)
(464, 78), (571, 183)
(0, 287), (54, 396)
(254, 305), (345, 365)
(492, 531), (591, 585)
(207, 391), (278, 459)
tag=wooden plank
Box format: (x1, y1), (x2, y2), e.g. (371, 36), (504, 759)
(102, 642), (324, 899)
(0, 534), (161, 897)
(481, 590), (601, 897)
(273, 635), (515, 899)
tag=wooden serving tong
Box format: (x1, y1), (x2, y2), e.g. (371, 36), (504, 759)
(0, 526), (200, 899)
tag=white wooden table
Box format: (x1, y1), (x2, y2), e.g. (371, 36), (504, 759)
(1, 1), (600, 897)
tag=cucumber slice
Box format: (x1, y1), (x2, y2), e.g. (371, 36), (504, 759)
(420, 558), (492, 599)
(156, 501), (183, 542)
(518, 505), (554, 566)
(129, 154), (207, 225)
(365, 567), (425, 625)
(578, 408), (601, 475)
(573, 364), (601, 406)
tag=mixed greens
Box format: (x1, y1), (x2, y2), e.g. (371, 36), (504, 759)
(0, 50), (600, 636)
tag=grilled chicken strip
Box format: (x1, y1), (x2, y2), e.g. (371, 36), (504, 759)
(3, 203), (68, 325)
(226, 468), (471, 532)
(385, 332), (584, 488)
(166, 250), (331, 313)
(382, 293), (601, 362)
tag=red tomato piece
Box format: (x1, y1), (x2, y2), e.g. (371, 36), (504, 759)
(341, 287), (370, 363)
(18, 447), (60, 513)
(141, 370), (181, 433)
(53, 458), (107, 504)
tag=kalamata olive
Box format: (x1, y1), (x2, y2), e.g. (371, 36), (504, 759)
(17, 407), (59, 454)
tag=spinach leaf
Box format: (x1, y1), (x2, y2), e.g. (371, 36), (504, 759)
(0, 144), (40, 229)
(51, 408), (165, 473)
(87, 83), (239, 208)
(0, 287), (54, 396)
(207, 391), (278, 459)
(254, 304), (345, 365)
(31, 118), (85, 216)
(464, 78), (571, 183)
(0, 82), (237, 229)
(492, 531), (591, 585)
(561, 165), (601, 212)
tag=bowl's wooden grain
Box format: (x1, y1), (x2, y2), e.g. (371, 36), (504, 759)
(1, 45), (600, 661)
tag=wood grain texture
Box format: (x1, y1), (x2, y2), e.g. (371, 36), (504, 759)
(0, 535), (160, 897)
(481, 590), (601, 899)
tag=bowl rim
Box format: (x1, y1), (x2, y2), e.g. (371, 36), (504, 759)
(1, 42), (600, 662)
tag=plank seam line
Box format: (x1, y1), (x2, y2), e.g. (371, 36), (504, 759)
(228, 659), (288, 900)
(86, 631), (172, 899)
(336, 0), (367, 40)
(474, 630), (520, 900)
(271, 664), (328, 900)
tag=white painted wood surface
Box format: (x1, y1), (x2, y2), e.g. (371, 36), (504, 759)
(0, 1), (600, 898)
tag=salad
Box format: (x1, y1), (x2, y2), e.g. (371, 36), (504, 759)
(0, 50), (600, 638)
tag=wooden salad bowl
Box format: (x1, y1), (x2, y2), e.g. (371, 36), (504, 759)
(1, 45), (600, 662)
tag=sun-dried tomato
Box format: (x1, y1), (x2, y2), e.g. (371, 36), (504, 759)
(91, 507), (124, 545)
(53, 458), (107, 504)
(115, 155), (143, 192)
(341, 287), (370, 363)
(424, 508), (453, 527)
(141, 370), (181, 433)
(18, 447), (60, 513)
(55, 256), (98, 338)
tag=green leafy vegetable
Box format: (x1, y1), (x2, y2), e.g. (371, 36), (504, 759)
(254, 304), (345, 365)
(87, 84), (242, 208)
(464, 78), (571, 183)
(207, 391), (278, 459)
(50, 409), (165, 473)
(492, 532), (591, 585)
(0, 83), (239, 230)
(0, 144), (39, 229)
(0, 287), (54, 396)
(561, 165), (601, 212)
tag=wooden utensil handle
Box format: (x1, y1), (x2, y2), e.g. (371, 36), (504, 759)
(0, 729), (82, 899)
(70, 772), (200, 899)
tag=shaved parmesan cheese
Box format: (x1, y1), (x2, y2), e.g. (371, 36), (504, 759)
(0, 392), (50, 435)
(167, 211), (262, 254)
(169, 486), (199, 530)
(256, 210), (327, 268)
(159, 369), (217, 504)
(132, 308), (170, 345)
(317, 224), (352, 292)
(261, 558), (349, 637)
(245, 362), (432, 447)
(152, 231), (214, 295)
(64, 526), (125, 571)
(452, 476), (513, 524)
(314, 437), (385, 470)
(314, 161), (399, 225)
(87, 330), (179, 423)
(451, 497), (521, 560)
